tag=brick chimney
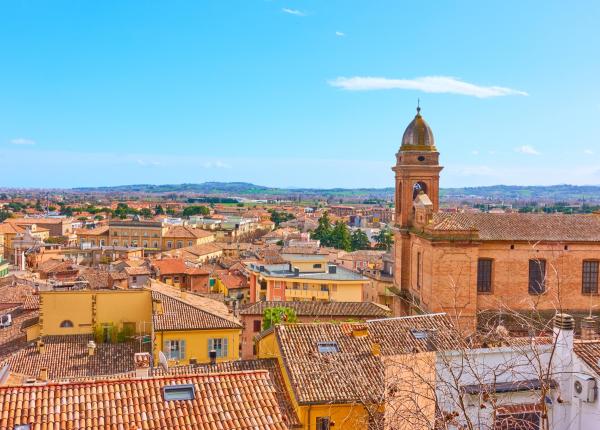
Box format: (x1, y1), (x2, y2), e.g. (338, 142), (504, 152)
(581, 316), (597, 341)
(134, 352), (151, 378)
(38, 367), (48, 382)
(37, 340), (45, 355)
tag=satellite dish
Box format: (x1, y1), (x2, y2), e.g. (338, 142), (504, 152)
(159, 351), (169, 371)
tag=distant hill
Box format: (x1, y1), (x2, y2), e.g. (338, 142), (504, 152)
(70, 182), (600, 203)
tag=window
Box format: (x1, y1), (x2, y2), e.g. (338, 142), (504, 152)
(208, 338), (229, 357)
(113, 240), (118, 246)
(477, 259), (493, 293)
(316, 417), (331, 430)
(317, 341), (339, 353)
(153, 241), (159, 248)
(162, 384), (195, 401)
(132, 276), (137, 283)
(123, 241), (128, 247)
(167, 241), (173, 249)
(188, 241), (193, 247)
(253, 320), (262, 332)
(113, 231), (118, 236)
(313, 263), (322, 269)
(143, 241), (148, 247)
(528, 259), (546, 294)
(583, 261), (599, 294)
(100, 240), (105, 246)
(164, 339), (186, 360)
(59, 320), (74, 328)
(176, 241), (183, 248)
(410, 328), (429, 340)
(90, 240), (95, 246)
(321, 284), (329, 292)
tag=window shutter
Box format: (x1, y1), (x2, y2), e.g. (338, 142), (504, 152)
(223, 338), (228, 357)
(180, 340), (186, 359)
(163, 341), (170, 359)
(208, 338), (213, 354)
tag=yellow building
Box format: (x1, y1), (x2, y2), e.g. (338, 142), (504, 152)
(152, 288), (242, 365)
(36, 281), (241, 367)
(76, 225), (110, 247)
(256, 314), (461, 430)
(161, 225), (215, 251)
(108, 219), (165, 249)
(248, 254), (369, 302)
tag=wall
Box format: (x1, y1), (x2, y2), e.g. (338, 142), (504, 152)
(155, 328), (240, 365)
(40, 289), (152, 336)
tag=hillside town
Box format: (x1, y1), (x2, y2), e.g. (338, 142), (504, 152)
(0, 108), (600, 429)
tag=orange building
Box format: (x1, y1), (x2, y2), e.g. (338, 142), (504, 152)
(392, 107), (600, 331)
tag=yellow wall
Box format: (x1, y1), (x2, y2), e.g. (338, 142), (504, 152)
(25, 323), (40, 341)
(257, 331), (372, 430)
(40, 289), (152, 336)
(155, 328), (240, 365)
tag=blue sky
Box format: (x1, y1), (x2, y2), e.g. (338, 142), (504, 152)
(1, 1), (599, 189)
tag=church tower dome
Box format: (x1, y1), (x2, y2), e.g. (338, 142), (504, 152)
(400, 106), (436, 151)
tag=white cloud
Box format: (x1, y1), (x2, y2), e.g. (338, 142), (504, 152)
(10, 138), (36, 145)
(471, 150), (479, 155)
(335, 31), (345, 37)
(282, 8), (305, 16)
(584, 149), (594, 155)
(515, 145), (540, 155)
(328, 76), (528, 98)
(202, 161), (231, 169)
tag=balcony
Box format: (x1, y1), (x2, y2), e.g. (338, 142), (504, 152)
(285, 289), (330, 300)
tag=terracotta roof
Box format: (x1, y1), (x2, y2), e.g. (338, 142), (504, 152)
(428, 212), (600, 242)
(164, 225), (215, 239)
(0, 223), (24, 234)
(152, 258), (187, 275)
(240, 301), (390, 318)
(152, 359), (300, 427)
(150, 280), (233, 318)
(22, 295), (39, 310)
(79, 269), (113, 290)
(217, 272), (247, 290)
(161, 243), (223, 262)
(75, 225), (109, 236)
(0, 370), (290, 430)
(2, 334), (149, 380)
(574, 340), (600, 376)
(0, 311), (37, 360)
(152, 291), (241, 331)
(272, 313), (462, 404)
(124, 266), (151, 276)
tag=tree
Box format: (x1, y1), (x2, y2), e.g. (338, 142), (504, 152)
(312, 212), (333, 246)
(182, 205), (210, 218)
(351, 229), (371, 250)
(262, 306), (298, 331)
(374, 228), (393, 251)
(0, 210), (12, 222)
(330, 221), (352, 251)
(139, 208), (153, 218)
(154, 205), (165, 215)
(269, 210), (295, 227)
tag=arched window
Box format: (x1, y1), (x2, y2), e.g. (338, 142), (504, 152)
(60, 320), (74, 328)
(413, 181), (428, 200)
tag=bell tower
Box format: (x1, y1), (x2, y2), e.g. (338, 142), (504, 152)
(392, 106), (443, 228)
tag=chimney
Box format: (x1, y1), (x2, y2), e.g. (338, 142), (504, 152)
(581, 316), (597, 341)
(154, 300), (164, 315)
(134, 352), (151, 378)
(553, 313), (575, 400)
(371, 342), (381, 357)
(87, 340), (97, 356)
(38, 367), (48, 382)
(209, 349), (217, 365)
(351, 325), (368, 338)
(37, 340), (45, 355)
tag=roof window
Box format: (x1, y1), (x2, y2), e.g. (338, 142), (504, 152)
(317, 341), (339, 353)
(162, 384), (196, 401)
(410, 328), (429, 340)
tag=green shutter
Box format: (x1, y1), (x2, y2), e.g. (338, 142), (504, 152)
(223, 338), (228, 357)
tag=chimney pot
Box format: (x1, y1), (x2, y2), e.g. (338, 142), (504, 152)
(39, 367), (48, 382)
(37, 340), (45, 355)
(87, 340), (96, 356)
(554, 313), (575, 331)
(581, 316), (597, 341)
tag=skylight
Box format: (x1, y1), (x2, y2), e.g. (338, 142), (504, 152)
(317, 341), (340, 353)
(410, 328), (429, 340)
(162, 384), (196, 401)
